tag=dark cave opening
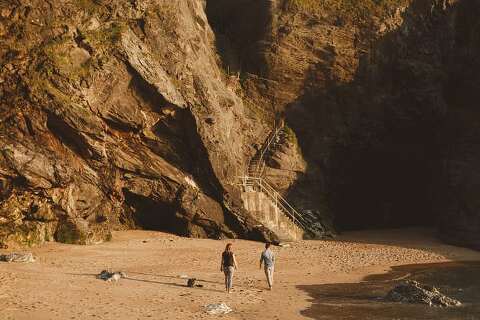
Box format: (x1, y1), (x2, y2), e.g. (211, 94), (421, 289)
(123, 189), (188, 235)
(330, 147), (439, 231)
(332, 117), (443, 232)
(286, 96), (443, 233)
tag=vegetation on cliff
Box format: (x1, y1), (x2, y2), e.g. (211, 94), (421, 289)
(1, 0), (480, 250)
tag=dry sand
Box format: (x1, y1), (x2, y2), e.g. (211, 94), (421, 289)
(1, 227), (479, 320)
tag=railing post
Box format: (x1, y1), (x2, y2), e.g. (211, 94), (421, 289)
(240, 122), (308, 233)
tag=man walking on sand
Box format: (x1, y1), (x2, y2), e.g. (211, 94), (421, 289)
(259, 243), (275, 290)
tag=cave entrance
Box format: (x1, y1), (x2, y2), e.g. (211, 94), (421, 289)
(123, 190), (188, 235)
(330, 143), (440, 232)
(284, 95), (442, 233)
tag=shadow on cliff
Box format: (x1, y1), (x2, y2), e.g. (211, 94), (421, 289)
(206, 0), (275, 76)
(283, 0), (480, 251)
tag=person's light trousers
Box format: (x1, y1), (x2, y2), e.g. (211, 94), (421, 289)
(264, 265), (274, 288)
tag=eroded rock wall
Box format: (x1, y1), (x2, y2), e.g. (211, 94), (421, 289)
(208, 0), (480, 249)
(1, 0), (480, 250)
(0, 0), (274, 246)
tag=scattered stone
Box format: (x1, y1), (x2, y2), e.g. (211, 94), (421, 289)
(205, 117), (215, 125)
(205, 303), (232, 315)
(187, 278), (196, 287)
(0, 252), (35, 263)
(187, 278), (195, 287)
(96, 270), (127, 282)
(186, 278), (204, 288)
(385, 280), (462, 307)
(179, 274), (189, 279)
(278, 243), (291, 248)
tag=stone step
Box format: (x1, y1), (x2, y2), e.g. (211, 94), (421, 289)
(240, 190), (304, 241)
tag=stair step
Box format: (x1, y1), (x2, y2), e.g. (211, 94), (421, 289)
(247, 124), (288, 181)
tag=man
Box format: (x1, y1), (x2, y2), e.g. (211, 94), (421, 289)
(259, 243), (275, 290)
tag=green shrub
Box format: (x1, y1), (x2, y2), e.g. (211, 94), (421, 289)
(81, 23), (125, 47)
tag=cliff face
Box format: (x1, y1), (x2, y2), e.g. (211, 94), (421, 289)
(208, 0), (480, 249)
(0, 0), (274, 246)
(1, 0), (480, 249)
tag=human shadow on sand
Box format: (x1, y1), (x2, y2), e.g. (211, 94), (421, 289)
(122, 277), (224, 293)
(127, 272), (223, 285)
(67, 272), (225, 293)
(125, 271), (262, 290)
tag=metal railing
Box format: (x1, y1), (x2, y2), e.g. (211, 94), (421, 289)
(237, 176), (308, 231)
(248, 121), (284, 177)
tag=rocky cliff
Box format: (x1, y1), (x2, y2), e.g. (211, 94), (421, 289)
(208, 0), (480, 249)
(1, 0), (480, 250)
(0, 0), (274, 246)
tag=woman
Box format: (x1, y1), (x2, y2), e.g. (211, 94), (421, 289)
(220, 243), (238, 293)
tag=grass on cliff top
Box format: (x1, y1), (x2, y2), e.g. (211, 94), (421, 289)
(287, 0), (410, 19)
(39, 22), (124, 80)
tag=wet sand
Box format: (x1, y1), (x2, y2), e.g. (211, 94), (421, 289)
(300, 261), (480, 320)
(1, 227), (479, 320)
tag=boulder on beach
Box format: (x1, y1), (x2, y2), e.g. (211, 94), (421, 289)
(385, 280), (462, 307)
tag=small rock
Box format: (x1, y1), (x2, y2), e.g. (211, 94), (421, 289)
(187, 278), (196, 287)
(205, 117), (215, 125)
(0, 252), (35, 263)
(96, 270), (127, 282)
(205, 303), (232, 315)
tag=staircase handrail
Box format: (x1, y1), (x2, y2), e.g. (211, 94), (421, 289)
(258, 178), (307, 230)
(237, 176), (308, 230)
(252, 121), (284, 177)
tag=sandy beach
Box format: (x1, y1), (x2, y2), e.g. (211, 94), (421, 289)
(1, 228), (479, 320)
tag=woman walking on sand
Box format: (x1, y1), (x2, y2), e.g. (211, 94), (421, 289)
(220, 243), (238, 293)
